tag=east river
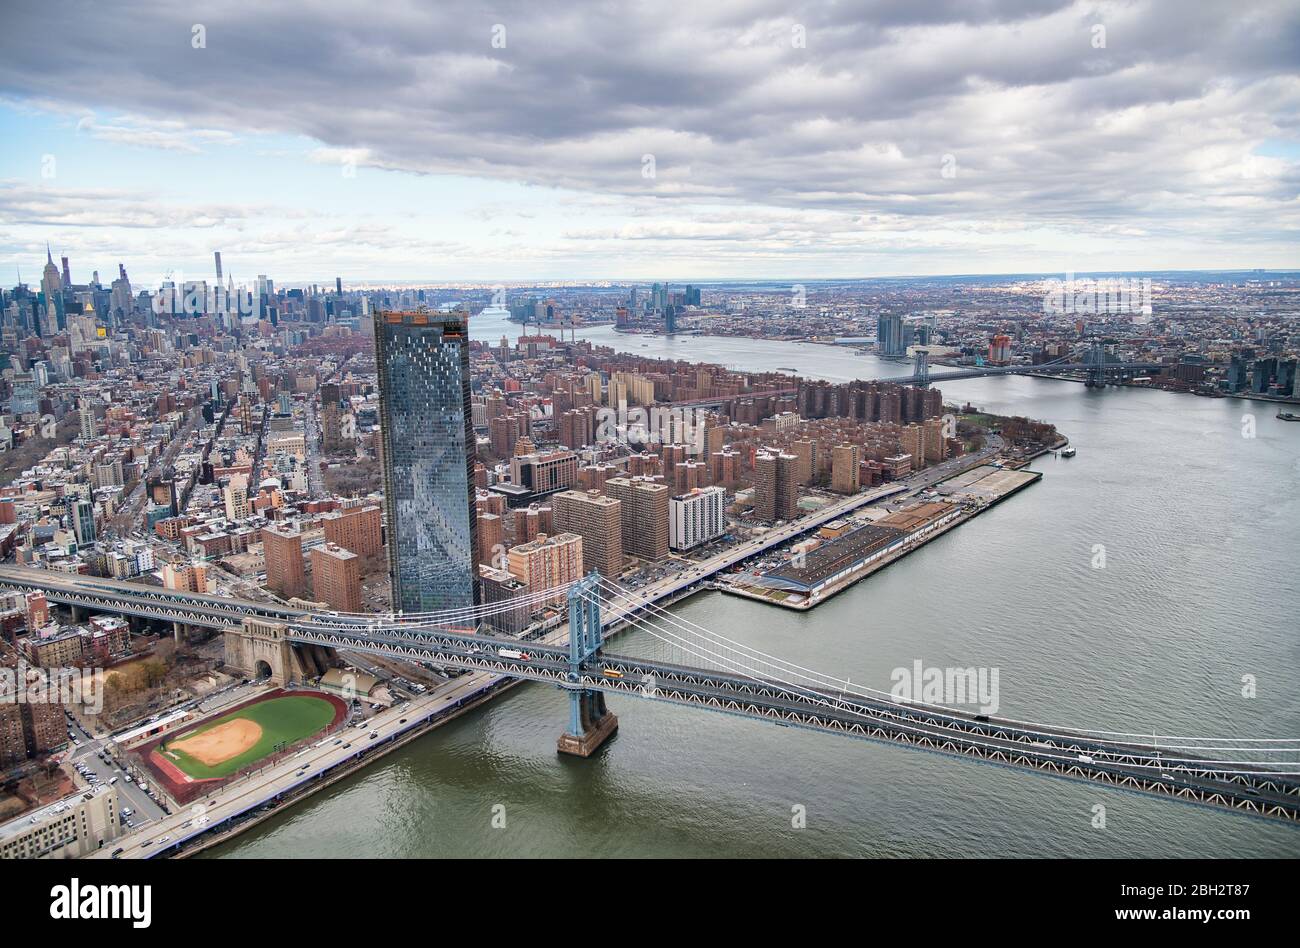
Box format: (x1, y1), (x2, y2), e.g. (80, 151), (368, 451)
(212, 313), (1300, 857)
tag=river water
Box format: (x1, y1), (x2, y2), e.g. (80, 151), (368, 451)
(211, 313), (1300, 857)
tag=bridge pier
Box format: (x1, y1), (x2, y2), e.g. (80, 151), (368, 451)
(559, 574), (618, 757)
(557, 689), (618, 757)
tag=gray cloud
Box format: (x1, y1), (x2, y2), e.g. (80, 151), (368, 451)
(1, 0), (1297, 272)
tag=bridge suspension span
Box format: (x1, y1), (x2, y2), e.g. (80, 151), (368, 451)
(2, 564), (1297, 823)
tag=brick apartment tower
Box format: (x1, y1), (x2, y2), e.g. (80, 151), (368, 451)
(310, 542), (362, 612)
(262, 522), (306, 599)
(552, 489), (624, 579)
(603, 476), (669, 562)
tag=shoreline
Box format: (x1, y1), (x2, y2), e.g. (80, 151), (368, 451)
(719, 467), (1042, 611)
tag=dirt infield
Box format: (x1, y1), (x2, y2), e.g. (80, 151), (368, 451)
(168, 718), (264, 767)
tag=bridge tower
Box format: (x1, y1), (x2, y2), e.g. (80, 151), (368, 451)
(1085, 339), (1107, 389)
(912, 349), (930, 387)
(557, 574), (619, 757)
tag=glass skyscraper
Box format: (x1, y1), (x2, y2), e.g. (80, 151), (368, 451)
(374, 310), (480, 614)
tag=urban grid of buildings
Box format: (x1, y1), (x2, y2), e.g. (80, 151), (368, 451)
(0, 250), (1296, 856)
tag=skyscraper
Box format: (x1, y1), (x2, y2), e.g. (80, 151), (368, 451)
(374, 310), (480, 613)
(41, 244), (63, 332)
(877, 313), (904, 357)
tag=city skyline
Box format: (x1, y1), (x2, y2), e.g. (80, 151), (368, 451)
(2, 0), (1299, 282)
(1, 0), (1298, 885)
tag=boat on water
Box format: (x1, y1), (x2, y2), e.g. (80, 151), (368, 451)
(1060, 446), (1077, 457)
(777, 366), (799, 372)
(1278, 411), (1300, 422)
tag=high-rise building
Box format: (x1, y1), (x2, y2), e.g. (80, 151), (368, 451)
(512, 503), (553, 545)
(478, 512), (504, 566)
(510, 449), (579, 496)
(753, 450), (800, 522)
(40, 244), (63, 332)
(877, 313), (904, 356)
(506, 531), (584, 606)
(831, 443), (862, 494)
(71, 498), (96, 548)
(479, 565), (532, 636)
(552, 489), (623, 578)
(262, 522), (306, 600)
(900, 424), (925, 469)
(320, 382), (344, 452)
(78, 401), (97, 440)
(311, 543), (362, 613)
(321, 504), (382, 556)
(669, 486), (726, 551)
(0, 691), (64, 768)
(374, 310), (480, 613)
(988, 334), (1012, 366)
(791, 439), (818, 484)
(923, 417), (947, 464)
(604, 476), (669, 561)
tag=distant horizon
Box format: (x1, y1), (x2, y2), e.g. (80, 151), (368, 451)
(10, 262), (1300, 294)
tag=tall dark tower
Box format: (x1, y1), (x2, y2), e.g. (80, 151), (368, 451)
(373, 309), (481, 614)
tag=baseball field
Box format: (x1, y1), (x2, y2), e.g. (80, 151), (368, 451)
(158, 694), (339, 779)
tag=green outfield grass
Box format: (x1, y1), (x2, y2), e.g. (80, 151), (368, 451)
(160, 695), (338, 779)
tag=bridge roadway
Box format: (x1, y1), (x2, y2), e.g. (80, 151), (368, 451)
(286, 620), (1300, 825)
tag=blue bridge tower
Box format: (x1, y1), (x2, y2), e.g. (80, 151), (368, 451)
(557, 574), (619, 756)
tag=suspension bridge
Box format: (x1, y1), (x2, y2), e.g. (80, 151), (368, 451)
(4, 565), (1298, 825)
(882, 345), (1164, 388)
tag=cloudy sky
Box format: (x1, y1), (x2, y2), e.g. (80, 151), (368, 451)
(0, 0), (1297, 285)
